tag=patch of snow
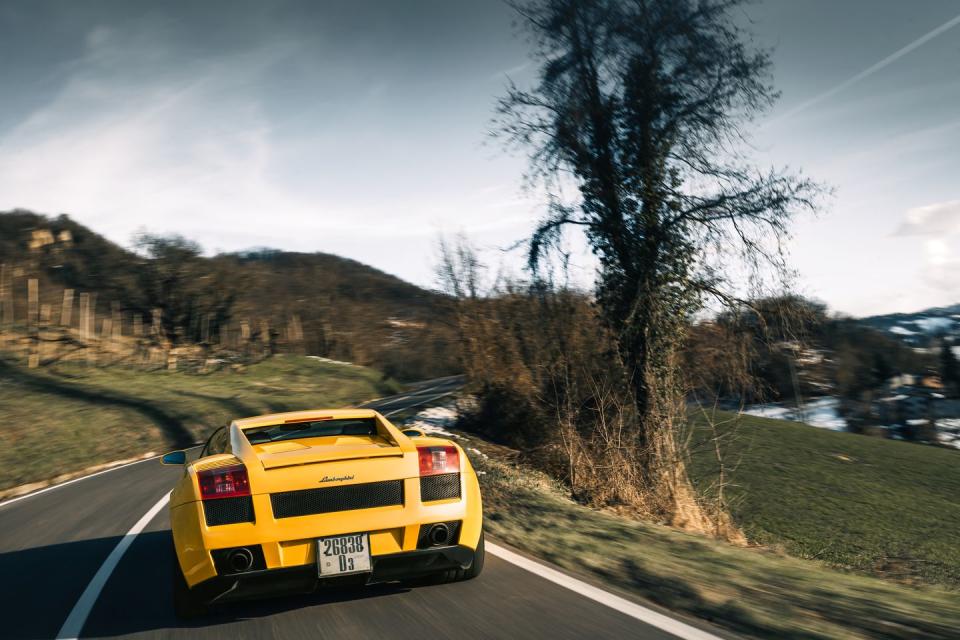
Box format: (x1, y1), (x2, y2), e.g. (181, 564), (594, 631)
(889, 325), (917, 336)
(743, 396), (847, 431)
(880, 394), (909, 402)
(467, 447), (489, 459)
(741, 404), (792, 421)
(935, 419), (960, 448)
(306, 356), (359, 367)
(404, 406), (462, 438)
(953, 346), (960, 360)
(912, 317), (954, 333)
(938, 418), (960, 431)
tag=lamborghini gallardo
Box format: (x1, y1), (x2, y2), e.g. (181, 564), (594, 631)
(161, 408), (484, 617)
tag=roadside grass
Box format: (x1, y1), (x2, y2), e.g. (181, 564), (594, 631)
(0, 355), (399, 492)
(457, 433), (960, 640)
(686, 410), (960, 589)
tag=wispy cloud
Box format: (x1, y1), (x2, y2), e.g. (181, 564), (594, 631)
(897, 200), (960, 236)
(764, 11), (960, 127)
(489, 61), (529, 81)
(0, 25), (357, 244)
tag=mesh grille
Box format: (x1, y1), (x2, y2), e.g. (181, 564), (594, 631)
(420, 473), (461, 502)
(204, 496), (254, 526)
(270, 480), (403, 519)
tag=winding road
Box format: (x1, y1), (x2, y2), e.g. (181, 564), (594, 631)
(0, 376), (727, 640)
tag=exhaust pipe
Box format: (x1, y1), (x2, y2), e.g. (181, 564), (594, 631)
(227, 547), (255, 573)
(428, 523), (451, 546)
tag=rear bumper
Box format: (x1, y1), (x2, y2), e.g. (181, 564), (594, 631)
(191, 545), (474, 606)
(172, 469), (485, 588)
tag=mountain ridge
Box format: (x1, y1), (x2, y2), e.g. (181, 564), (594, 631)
(0, 209), (458, 380)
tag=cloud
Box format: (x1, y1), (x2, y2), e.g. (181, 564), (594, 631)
(490, 61), (529, 80)
(895, 201), (960, 300)
(897, 200), (960, 236)
(0, 25), (476, 242)
(923, 251), (960, 297)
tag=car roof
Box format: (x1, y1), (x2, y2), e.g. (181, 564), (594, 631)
(233, 408), (379, 430)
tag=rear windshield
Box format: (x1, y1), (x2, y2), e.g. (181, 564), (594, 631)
(244, 418), (377, 444)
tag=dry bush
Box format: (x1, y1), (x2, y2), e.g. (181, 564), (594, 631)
(441, 240), (742, 539)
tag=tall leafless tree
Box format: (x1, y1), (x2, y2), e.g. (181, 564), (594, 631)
(497, 0), (821, 525)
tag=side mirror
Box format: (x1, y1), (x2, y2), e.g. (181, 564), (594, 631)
(402, 428), (426, 438)
(161, 450), (187, 465)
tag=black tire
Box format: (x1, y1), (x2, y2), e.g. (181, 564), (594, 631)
(172, 556), (206, 620)
(463, 532), (485, 580)
(428, 532), (486, 584)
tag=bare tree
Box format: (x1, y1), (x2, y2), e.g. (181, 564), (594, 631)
(497, 0), (821, 526)
(133, 234), (235, 345)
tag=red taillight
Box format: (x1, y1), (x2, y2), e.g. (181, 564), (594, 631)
(418, 446), (460, 476)
(198, 464), (251, 500)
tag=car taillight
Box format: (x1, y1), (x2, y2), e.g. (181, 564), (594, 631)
(418, 446), (460, 476)
(198, 464), (250, 500)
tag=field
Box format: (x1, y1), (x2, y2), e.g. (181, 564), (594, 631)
(687, 410), (960, 588)
(460, 425), (960, 639)
(0, 355), (399, 493)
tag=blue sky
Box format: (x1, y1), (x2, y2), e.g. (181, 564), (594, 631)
(0, 0), (958, 316)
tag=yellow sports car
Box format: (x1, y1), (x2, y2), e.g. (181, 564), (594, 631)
(161, 408), (484, 617)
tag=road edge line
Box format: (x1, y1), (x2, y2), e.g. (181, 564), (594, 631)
(486, 541), (723, 640)
(56, 492), (170, 640)
(0, 454), (161, 510)
(0, 445), (202, 510)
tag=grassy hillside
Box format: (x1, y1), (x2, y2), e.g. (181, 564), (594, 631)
(458, 430), (960, 639)
(687, 411), (960, 588)
(0, 355), (399, 493)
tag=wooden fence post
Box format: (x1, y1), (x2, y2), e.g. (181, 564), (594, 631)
(27, 278), (39, 367)
(61, 289), (74, 328)
(0, 264), (6, 351)
(78, 293), (89, 342)
(0, 263), (9, 329)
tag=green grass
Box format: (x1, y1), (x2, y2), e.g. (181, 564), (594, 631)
(459, 433), (960, 639)
(687, 410), (960, 588)
(0, 355), (399, 492)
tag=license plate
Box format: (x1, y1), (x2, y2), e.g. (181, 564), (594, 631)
(317, 533), (371, 577)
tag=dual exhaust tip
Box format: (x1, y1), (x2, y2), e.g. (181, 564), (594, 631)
(227, 547), (255, 573)
(427, 523), (453, 546)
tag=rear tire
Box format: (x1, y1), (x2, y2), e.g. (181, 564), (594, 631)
(172, 556), (206, 620)
(463, 532), (485, 580)
(428, 532), (485, 584)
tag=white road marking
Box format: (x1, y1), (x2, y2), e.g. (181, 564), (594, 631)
(383, 390), (456, 417)
(486, 542), (724, 640)
(0, 454), (163, 510)
(369, 380), (454, 409)
(56, 492), (170, 640)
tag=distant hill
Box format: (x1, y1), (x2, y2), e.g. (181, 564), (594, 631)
(860, 304), (960, 349)
(0, 210), (458, 380)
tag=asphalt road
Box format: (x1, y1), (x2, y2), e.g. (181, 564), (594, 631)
(0, 377), (723, 640)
